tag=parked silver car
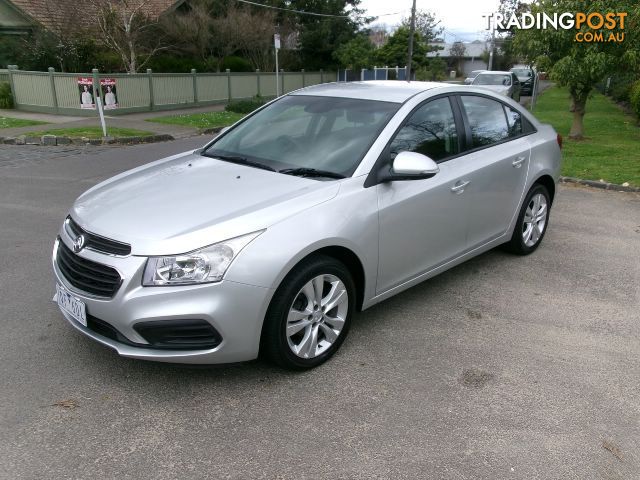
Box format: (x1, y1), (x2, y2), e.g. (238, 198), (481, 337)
(52, 81), (562, 369)
(472, 71), (522, 101)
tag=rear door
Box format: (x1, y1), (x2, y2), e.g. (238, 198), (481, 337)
(456, 95), (531, 249)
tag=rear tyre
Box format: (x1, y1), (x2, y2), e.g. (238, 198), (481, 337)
(261, 255), (355, 369)
(504, 184), (550, 255)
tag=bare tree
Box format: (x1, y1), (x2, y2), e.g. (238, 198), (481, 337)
(92, 0), (168, 73)
(234, 7), (279, 72)
(160, 0), (214, 64)
(450, 41), (466, 75)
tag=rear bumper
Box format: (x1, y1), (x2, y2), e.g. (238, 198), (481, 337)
(52, 238), (274, 364)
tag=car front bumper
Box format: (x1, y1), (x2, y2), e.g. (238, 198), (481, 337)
(52, 237), (274, 364)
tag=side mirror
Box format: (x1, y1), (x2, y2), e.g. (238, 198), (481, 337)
(365, 151), (440, 187)
(392, 151), (439, 177)
(376, 152), (439, 183)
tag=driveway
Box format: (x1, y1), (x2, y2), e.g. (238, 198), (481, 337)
(1, 139), (638, 479)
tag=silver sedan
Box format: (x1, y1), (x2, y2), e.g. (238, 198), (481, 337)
(52, 81), (562, 369)
(472, 71), (522, 101)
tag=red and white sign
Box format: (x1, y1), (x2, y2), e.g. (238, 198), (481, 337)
(77, 77), (94, 109)
(100, 78), (118, 110)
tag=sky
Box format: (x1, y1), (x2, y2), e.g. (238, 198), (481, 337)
(359, 0), (502, 42)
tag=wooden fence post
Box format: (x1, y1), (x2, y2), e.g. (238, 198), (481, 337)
(48, 67), (58, 113)
(147, 69), (154, 110)
(191, 68), (198, 104)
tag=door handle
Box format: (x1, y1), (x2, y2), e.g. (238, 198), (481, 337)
(512, 156), (526, 168)
(451, 180), (470, 194)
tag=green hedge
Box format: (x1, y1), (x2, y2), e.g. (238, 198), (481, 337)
(630, 80), (640, 120)
(0, 82), (13, 109)
(225, 95), (266, 114)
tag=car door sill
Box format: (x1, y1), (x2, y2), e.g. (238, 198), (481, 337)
(365, 233), (509, 310)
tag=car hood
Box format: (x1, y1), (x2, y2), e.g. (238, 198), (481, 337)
(516, 76), (531, 83)
(71, 151), (341, 255)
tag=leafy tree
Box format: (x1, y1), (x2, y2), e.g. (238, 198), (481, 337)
(513, 0), (639, 138)
(333, 35), (376, 70)
(376, 27), (427, 68)
(289, 0), (372, 70)
(415, 56), (447, 81)
(401, 10), (443, 43)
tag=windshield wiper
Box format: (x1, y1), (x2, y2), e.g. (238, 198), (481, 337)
(279, 168), (346, 179)
(202, 152), (276, 172)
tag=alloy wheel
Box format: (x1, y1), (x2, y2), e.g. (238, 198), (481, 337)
(286, 274), (349, 359)
(522, 193), (547, 247)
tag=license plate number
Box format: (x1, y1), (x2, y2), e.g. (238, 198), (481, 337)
(56, 283), (87, 327)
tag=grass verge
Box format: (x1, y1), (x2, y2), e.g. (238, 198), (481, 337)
(0, 116), (48, 129)
(25, 126), (153, 139)
(533, 87), (640, 186)
(147, 111), (245, 129)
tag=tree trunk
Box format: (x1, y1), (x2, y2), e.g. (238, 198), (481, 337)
(569, 91), (588, 140)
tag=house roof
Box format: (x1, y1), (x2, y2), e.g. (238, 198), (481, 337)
(427, 42), (489, 59)
(0, 0), (33, 33)
(6, 0), (181, 32)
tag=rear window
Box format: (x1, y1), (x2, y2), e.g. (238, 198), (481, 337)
(460, 96), (509, 148)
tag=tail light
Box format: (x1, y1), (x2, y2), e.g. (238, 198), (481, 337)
(557, 133), (563, 149)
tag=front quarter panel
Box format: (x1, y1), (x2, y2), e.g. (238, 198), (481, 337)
(225, 176), (379, 307)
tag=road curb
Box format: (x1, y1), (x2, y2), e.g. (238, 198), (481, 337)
(0, 133), (174, 146)
(560, 176), (639, 192)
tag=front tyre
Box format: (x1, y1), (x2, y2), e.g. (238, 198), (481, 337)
(505, 184), (551, 255)
(261, 255), (355, 369)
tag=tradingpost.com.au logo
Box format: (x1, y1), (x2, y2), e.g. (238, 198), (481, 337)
(484, 11), (627, 43)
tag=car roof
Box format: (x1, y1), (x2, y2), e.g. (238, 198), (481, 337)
(477, 71), (512, 75)
(290, 80), (446, 103)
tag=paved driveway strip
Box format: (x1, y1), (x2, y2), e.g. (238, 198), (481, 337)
(0, 139), (638, 479)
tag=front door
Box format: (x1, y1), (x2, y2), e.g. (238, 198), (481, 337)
(376, 96), (470, 294)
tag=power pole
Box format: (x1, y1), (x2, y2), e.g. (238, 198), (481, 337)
(488, 26), (495, 71)
(406, 0), (417, 82)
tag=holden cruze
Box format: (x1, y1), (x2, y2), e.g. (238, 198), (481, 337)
(52, 81), (561, 369)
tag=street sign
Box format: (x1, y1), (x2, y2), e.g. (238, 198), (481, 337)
(274, 34), (281, 50)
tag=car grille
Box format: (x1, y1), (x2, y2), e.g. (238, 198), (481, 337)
(56, 238), (122, 297)
(66, 216), (131, 256)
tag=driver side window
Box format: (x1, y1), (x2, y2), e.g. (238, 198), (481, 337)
(389, 97), (459, 162)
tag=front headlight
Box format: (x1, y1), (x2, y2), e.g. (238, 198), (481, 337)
(142, 231), (262, 286)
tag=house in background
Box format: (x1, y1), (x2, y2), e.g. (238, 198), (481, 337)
(427, 41), (489, 76)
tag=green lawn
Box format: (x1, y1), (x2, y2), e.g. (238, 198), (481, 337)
(533, 87), (640, 186)
(147, 111), (245, 129)
(0, 116), (47, 129)
(26, 126), (152, 139)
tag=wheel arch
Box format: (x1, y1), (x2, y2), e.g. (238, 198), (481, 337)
(532, 174), (556, 204)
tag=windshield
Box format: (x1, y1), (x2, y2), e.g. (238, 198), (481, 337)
(473, 74), (511, 86)
(203, 95), (399, 177)
(511, 69), (532, 77)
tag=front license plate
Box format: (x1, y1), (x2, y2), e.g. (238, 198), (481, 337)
(56, 283), (87, 327)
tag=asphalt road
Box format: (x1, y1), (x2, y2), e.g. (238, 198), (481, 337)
(1, 138), (639, 480)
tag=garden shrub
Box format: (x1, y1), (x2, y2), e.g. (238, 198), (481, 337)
(0, 82), (13, 109)
(221, 56), (253, 72)
(629, 80), (640, 120)
(225, 95), (266, 114)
